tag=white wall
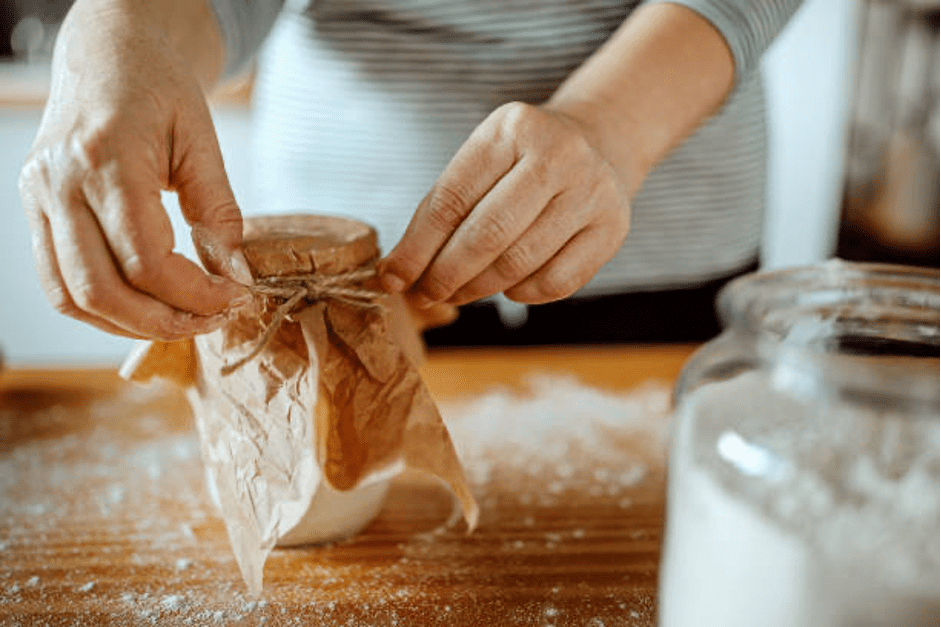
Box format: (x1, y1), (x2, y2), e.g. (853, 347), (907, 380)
(762, 0), (857, 270)
(0, 0), (857, 364)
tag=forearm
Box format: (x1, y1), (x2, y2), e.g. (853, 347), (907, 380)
(546, 3), (734, 197)
(57, 0), (225, 90)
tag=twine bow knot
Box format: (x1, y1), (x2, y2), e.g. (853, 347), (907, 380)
(220, 268), (385, 375)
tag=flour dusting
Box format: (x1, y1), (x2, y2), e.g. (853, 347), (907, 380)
(1, 374), (669, 626)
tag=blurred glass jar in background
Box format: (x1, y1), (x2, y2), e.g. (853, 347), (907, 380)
(838, 1), (939, 267)
(659, 260), (939, 627)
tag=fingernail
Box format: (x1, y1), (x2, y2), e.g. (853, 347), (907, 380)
(228, 249), (254, 285)
(381, 271), (408, 294)
(207, 273), (234, 288)
(208, 274), (252, 301)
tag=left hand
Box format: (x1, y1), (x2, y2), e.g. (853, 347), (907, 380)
(379, 101), (632, 307)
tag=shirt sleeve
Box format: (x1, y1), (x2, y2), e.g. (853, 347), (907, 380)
(209, 0), (286, 77)
(643, 0), (805, 84)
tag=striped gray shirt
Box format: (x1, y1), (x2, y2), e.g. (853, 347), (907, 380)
(211, 0), (802, 297)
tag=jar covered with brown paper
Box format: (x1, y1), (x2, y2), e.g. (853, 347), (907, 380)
(122, 214), (477, 595)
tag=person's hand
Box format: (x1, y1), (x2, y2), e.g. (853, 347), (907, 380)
(379, 101), (632, 307)
(18, 0), (252, 341)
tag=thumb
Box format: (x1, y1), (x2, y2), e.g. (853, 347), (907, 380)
(172, 98), (253, 286)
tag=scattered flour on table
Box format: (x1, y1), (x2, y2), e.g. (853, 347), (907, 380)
(0, 375), (668, 626)
(175, 558), (193, 571)
(442, 374), (670, 504)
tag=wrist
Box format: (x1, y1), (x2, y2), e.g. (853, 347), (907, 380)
(58, 0), (224, 90)
(543, 3), (735, 203)
(543, 97), (652, 200)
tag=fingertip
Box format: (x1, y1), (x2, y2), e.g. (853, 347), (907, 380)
(446, 291), (474, 307)
(207, 272), (248, 294)
(407, 289), (438, 310)
(377, 255), (412, 293)
(192, 225), (253, 285)
(380, 270), (408, 294)
(227, 248), (254, 285)
(502, 282), (540, 305)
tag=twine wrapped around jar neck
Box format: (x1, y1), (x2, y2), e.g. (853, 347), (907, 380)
(220, 215), (386, 375)
(249, 268), (383, 306)
(220, 267), (386, 376)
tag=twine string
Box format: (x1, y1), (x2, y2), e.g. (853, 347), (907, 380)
(220, 268), (385, 376)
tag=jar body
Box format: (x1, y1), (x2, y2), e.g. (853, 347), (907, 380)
(658, 261), (940, 627)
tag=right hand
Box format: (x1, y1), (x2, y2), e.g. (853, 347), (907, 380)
(18, 0), (253, 341)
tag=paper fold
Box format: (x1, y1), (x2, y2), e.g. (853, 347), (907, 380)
(122, 293), (477, 595)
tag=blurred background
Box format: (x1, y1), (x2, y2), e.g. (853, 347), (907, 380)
(0, 0), (937, 364)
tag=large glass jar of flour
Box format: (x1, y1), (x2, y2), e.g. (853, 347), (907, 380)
(659, 261), (939, 627)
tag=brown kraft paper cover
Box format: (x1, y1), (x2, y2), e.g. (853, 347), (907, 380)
(120, 215), (478, 595)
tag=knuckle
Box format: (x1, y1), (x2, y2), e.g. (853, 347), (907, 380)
(525, 151), (555, 185)
(495, 101), (537, 138)
(201, 198), (242, 229)
(121, 253), (160, 291)
(48, 289), (77, 317)
(614, 206), (631, 237)
(17, 158), (37, 194)
(387, 253), (425, 284)
(18, 154), (49, 203)
(493, 243), (533, 281)
(421, 272), (457, 302)
(594, 172), (621, 201)
(71, 128), (112, 172)
(427, 184), (470, 231)
(72, 282), (108, 313)
(537, 270), (581, 302)
(499, 101), (533, 126)
(466, 214), (512, 256)
(600, 195), (632, 239)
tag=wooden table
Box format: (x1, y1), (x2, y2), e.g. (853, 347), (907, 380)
(0, 345), (695, 626)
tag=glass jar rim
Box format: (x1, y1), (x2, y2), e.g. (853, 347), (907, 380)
(717, 260), (939, 409)
(718, 260), (938, 343)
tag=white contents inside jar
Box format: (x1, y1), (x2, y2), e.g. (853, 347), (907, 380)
(659, 370), (939, 627)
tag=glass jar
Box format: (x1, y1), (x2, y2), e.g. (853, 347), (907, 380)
(658, 260), (939, 627)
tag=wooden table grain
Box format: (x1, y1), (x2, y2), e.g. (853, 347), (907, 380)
(0, 345), (695, 626)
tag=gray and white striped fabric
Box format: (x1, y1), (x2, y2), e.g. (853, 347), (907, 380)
(211, 0), (802, 297)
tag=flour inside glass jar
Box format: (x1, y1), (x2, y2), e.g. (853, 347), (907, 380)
(659, 370), (940, 627)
